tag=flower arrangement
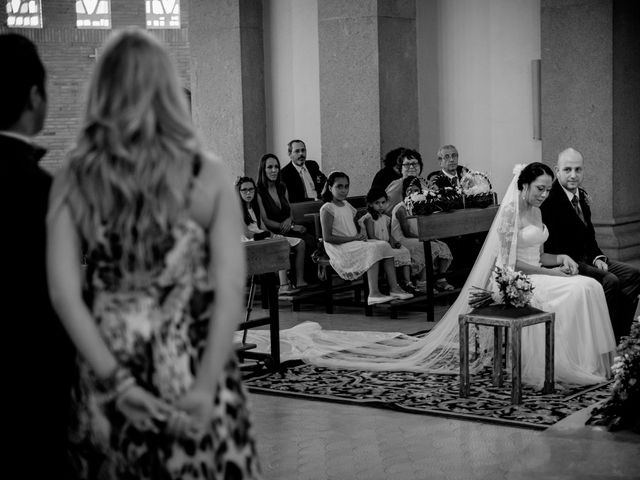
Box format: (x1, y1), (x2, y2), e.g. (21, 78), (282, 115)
(468, 266), (535, 309)
(588, 321), (640, 432)
(436, 185), (464, 211)
(404, 181), (439, 216)
(461, 170), (494, 209)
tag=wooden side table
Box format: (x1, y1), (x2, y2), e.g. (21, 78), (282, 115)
(459, 305), (555, 404)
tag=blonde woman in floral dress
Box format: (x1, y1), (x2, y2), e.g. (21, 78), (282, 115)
(47, 29), (261, 479)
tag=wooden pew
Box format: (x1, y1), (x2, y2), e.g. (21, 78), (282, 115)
(239, 238), (290, 369)
(416, 205), (499, 322)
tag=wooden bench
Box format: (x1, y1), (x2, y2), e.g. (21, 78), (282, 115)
(238, 238), (290, 370)
(416, 205), (499, 323)
(300, 196), (417, 317)
(285, 196), (369, 312)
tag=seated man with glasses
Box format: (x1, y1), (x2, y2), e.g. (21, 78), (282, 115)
(427, 145), (469, 189)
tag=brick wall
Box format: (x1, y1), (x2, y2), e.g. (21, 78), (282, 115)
(0, 0), (190, 172)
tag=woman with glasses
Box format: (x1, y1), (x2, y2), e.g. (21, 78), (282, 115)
(385, 149), (455, 291)
(236, 175), (306, 296)
(384, 149), (429, 213)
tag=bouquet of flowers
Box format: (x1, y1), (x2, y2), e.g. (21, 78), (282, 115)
(460, 170), (494, 208)
(404, 181), (439, 216)
(588, 322), (640, 432)
(492, 266), (534, 307)
(468, 266), (535, 309)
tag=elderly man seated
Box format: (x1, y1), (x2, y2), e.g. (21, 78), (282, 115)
(427, 144), (468, 189)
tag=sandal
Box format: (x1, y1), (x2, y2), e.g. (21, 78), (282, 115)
(278, 283), (301, 297)
(436, 279), (455, 291)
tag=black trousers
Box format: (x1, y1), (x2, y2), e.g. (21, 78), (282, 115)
(578, 259), (640, 341)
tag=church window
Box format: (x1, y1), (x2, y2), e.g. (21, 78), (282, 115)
(146, 0), (180, 29)
(6, 0), (43, 28)
(76, 0), (111, 29)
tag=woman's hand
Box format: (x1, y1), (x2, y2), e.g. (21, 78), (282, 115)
(169, 388), (215, 437)
(558, 254), (579, 275)
(355, 232), (367, 241)
(280, 218), (293, 234)
(548, 266), (569, 277)
(290, 223), (306, 234)
(115, 385), (172, 433)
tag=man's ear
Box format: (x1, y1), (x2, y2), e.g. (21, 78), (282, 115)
(27, 85), (45, 111)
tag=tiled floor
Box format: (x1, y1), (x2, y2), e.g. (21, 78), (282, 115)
(244, 292), (640, 480)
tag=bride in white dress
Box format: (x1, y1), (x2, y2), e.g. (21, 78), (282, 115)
(513, 163), (614, 385)
(245, 163), (615, 386)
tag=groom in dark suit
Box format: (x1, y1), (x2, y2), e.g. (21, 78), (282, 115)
(281, 139), (327, 203)
(0, 34), (76, 478)
(541, 148), (639, 341)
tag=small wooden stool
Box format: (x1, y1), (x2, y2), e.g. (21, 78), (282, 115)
(459, 305), (555, 404)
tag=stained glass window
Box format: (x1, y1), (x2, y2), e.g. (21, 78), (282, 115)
(146, 0), (180, 29)
(6, 0), (43, 28)
(76, 0), (111, 29)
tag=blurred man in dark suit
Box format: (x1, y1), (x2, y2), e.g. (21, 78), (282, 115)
(541, 147), (639, 341)
(0, 33), (76, 478)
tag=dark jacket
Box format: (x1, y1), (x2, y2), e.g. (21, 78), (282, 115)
(540, 180), (604, 264)
(1, 134), (76, 475)
(281, 160), (326, 203)
(426, 165), (468, 189)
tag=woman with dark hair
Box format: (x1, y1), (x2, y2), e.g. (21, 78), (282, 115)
(391, 176), (454, 293)
(370, 147), (405, 191)
(256, 153), (315, 285)
(383, 148), (429, 213)
(236, 175), (306, 294)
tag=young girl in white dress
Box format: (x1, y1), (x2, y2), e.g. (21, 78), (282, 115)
(319, 172), (413, 306)
(391, 176), (454, 294)
(236, 176), (306, 296)
(361, 187), (416, 295)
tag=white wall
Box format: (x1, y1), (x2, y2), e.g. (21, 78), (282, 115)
(263, 0), (322, 168)
(418, 0), (542, 200)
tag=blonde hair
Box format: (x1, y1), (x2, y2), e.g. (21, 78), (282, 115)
(64, 28), (202, 280)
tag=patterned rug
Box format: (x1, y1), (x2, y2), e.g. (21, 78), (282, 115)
(245, 361), (612, 430)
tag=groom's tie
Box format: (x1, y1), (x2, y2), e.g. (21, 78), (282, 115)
(571, 195), (585, 225)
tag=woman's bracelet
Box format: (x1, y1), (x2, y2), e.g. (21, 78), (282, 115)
(96, 365), (136, 398)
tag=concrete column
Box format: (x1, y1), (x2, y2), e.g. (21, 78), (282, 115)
(318, 0), (418, 196)
(541, 0), (640, 260)
(189, 0), (266, 180)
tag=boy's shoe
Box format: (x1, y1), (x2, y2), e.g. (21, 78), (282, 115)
(367, 294), (395, 306)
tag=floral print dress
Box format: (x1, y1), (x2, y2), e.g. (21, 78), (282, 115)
(68, 218), (262, 480)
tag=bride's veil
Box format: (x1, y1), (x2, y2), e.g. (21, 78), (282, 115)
(292, 164), (525, 373)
